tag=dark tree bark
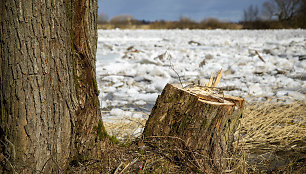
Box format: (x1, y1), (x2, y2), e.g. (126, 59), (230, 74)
(0, 0), (103, 173)
(144, 84), (244, 173)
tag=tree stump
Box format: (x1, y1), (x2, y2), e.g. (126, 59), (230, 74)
(143, 83), (244, 173)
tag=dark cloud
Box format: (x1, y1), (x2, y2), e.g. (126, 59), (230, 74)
(98, 0), (266, 22)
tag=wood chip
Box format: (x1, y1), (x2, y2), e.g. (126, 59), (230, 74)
(212, 69), (222, 88)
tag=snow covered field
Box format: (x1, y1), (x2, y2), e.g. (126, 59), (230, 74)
(96, 29), (305, 135)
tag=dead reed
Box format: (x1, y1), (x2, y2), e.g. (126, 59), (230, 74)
(101, 101), (305, 173)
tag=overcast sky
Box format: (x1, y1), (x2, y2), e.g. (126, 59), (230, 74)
(98, 0), (267, 22)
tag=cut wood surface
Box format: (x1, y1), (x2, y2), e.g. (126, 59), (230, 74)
(143, 83), (244, 172)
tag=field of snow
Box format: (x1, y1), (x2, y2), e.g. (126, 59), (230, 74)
(96, 29), (305, 136)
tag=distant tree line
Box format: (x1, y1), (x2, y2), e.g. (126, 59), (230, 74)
(97, 0), (306, 29)
(97, 14), (242, 30)
(243, 0), (306, 29)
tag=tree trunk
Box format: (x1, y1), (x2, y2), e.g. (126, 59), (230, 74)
(0, 0), (103, 173)
(143, 84), (244, 173)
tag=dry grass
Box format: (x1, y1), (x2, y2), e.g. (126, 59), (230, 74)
(104, 116), (147, 141)
(100, 101), (305, 173)
(240, 102), (305, 150)
(236, 101), (306, 173)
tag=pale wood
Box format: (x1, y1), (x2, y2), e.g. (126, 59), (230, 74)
(212, 69), (223, 88)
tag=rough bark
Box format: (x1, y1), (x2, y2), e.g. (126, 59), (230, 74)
(70, 0), (101, 156)
(143, 84), (244, 173)
(0, 0), (102, 173)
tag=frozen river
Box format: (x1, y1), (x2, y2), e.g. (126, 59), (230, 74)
(96, 29), (305, 137)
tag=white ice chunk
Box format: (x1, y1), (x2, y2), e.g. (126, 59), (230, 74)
(110, 108), (125, 117)
(135, 100), (146, 105)
(288, 91), (305, 101)
(249, 83), (263, 96)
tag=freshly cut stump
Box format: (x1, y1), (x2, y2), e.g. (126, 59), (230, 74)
(143, 83), (244, 173)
